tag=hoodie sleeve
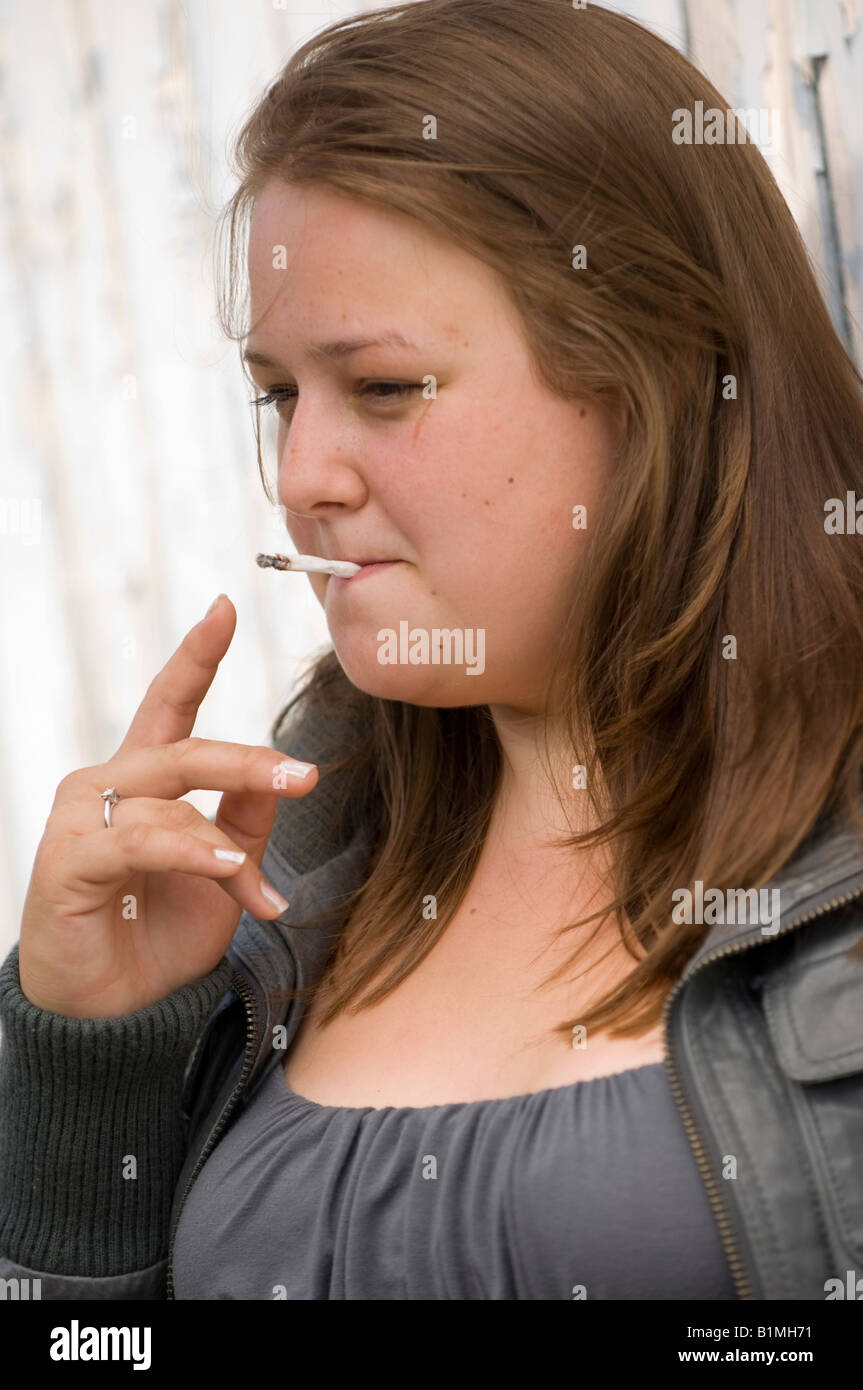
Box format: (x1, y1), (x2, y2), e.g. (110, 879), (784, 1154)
(0, 943), (235, 1296)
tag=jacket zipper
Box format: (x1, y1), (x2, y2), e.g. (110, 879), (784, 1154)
(165, 967), (261, 1299)
(662, 882), (863, 1301)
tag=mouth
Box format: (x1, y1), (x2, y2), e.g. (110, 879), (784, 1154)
(330, 560), (401, 585)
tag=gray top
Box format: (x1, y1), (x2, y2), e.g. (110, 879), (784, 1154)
(173, 1057), (737, 1300)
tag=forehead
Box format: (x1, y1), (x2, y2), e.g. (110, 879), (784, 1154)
(249, 180), (419, 249)
(249, 182), (442, 298)
(246, 179), (508, 345)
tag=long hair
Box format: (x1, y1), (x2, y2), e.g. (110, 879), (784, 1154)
(216, 0), (863, 1041)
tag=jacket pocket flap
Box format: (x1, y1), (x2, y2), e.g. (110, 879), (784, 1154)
(764, 924), (863, 1081)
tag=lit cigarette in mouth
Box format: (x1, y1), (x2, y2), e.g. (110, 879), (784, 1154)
(256, 551), (362, 578)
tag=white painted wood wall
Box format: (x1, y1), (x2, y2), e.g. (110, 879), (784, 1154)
(1, 0), (861, 957)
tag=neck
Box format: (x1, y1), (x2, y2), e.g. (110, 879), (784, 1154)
(487, 703), (599, 859)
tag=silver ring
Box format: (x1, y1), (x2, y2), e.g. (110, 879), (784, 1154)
(100, 787), (121, 829)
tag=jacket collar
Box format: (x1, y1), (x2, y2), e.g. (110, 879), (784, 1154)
(686, 800), (863, 974)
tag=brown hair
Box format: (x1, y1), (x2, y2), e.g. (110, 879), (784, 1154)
(217, 0), (863, 1041)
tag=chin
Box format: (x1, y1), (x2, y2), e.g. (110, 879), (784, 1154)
(331, 644), (488, 706)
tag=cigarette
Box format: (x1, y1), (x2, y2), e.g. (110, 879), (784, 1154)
(256, 551), (362, 578)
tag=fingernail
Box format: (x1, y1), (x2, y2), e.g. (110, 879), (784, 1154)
(206, 594), (224, 616)
(213, 848), (246, 864)
(261, 881), (290, 914)
(274, 759), (317, 780)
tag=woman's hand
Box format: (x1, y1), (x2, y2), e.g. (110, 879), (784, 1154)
(18, 595), (317, 1018)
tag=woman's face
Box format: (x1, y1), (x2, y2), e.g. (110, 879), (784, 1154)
(246, 180), (618, 712)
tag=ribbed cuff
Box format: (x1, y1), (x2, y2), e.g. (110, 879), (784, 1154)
(0, 943), (235, 1277)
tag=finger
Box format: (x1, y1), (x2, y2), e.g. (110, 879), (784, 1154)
(106, 791), (280, 874)
(212, 787), (281, 858)
(53, 819), (289, 919)
(55, 739), (318, 812)
(111, 794), (286, 917)
(115, 594), (236, 755)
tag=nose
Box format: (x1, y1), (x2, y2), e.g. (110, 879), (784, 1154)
(276, 396), (368, 517)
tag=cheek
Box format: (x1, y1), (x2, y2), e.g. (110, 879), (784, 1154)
(408, 408), (534, 541)
(385, 445), (501, 545)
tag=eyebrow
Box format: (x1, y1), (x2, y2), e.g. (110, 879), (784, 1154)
(243, 332), (423, 370)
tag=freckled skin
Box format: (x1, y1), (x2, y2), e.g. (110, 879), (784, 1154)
(246, 181), (620, 713)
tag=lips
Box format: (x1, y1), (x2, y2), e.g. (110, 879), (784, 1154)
(331, 560), (400, 584)
(337, 557), (395, 566)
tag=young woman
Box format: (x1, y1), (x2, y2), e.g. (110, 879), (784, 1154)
(2, 0), (863, 1301)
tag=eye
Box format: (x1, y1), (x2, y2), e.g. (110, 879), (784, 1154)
(359, 382), (420, 402)
(250, 387), (295, 419)
(251, 382), (421, 418)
